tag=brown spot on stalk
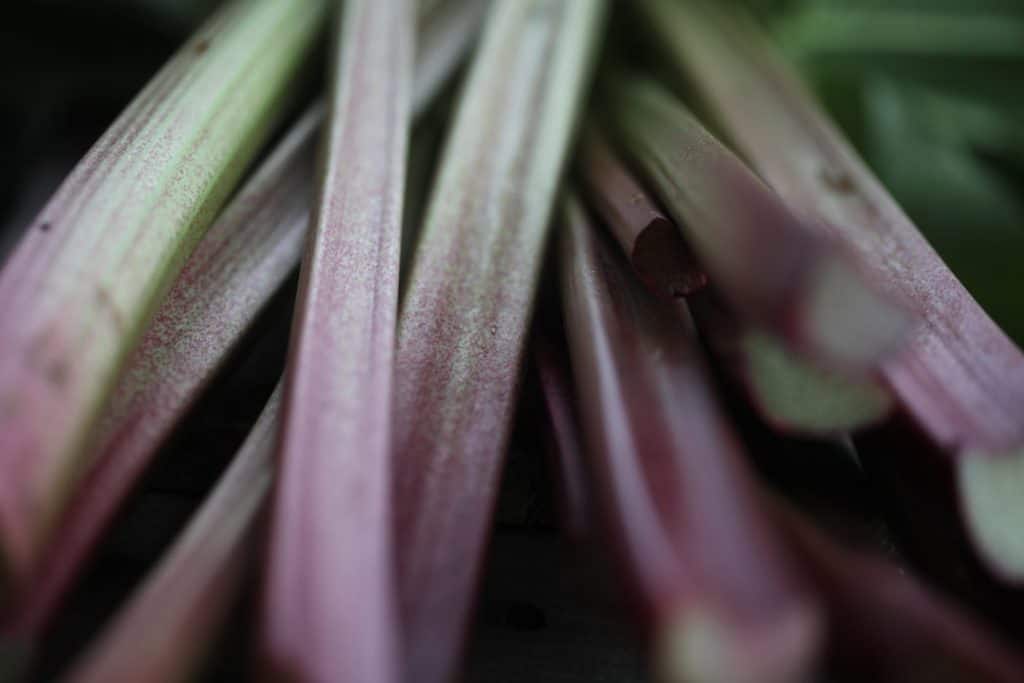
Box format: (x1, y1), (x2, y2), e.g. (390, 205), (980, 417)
(195, 39), (211, 55)
(45, 360), (69, 388)
(38, 222), (51, 233)
(820, 167), (855, 194)
(94, 286), (125, 335)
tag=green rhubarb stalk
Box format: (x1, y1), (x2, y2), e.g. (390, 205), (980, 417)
(638, 0), (1024, 582)
(0, 106), (317, 645)
(392, 2), (606, 681)
(67, 384), (282, 683)
(0, 0), (328, 583)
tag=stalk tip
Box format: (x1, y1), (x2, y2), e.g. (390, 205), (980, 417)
(797, 257), (913, 370)
(742, 330), (893, 434)
(653, 603), (822, 683)
(958, 448), (1024, 584)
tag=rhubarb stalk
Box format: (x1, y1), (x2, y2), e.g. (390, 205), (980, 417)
(533, 328), (591, 542)
(67, 384), (282, 683)
(1, 106), (316, 641)
(0, 0), (484, 642)
(576, 119), (889, 434)
(560, 194), (823, 683)
(603, 74), (910, 372)
(769, 495), (1024, 683)
(391, 2), (606, 681)
(0, 0), (329, 581)
(576, 123), (706, 299)
(638, 0), (1024, 581)
(259, 0), (413, 680)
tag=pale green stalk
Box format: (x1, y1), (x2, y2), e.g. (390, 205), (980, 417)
(0, 0), (328, 583)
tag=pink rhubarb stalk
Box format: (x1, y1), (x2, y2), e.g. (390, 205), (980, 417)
(0, 0), (328, 581)
(577, 119), (891, 435)
(604, 74), (910, 372)
(534, 329), (591, 542)
(391, 2), (606, 681)
(577, 123), (706, 299)
(637, 0), (1024, 581)
(259, 0), (414, 681)
(1, 0), (484, 642)
(559, 194), (823, 683)
(68, 384), (282, 683)
(770, 496), (1024, 683)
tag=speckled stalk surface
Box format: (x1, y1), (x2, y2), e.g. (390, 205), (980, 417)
(68, 384), (282, 683)
(0, 107), (317, 642)
(560, 196), (823, 683)
(259, 0), (413, 681)
(1, 0), (484, 641)
(605, 75), (910, 374)
(577, 123), (707, 299)
(770, 497), (1024, 683)
(0, 0), (328, 582)
(391, 2), (606, 682)
(639, 0), (1024, 581)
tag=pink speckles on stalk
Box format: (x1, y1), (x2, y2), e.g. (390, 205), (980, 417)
(391, 3), (606, 682)
(259, 1), (413, 681)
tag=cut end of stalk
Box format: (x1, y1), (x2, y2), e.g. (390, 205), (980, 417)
(632, 217), (708, 298)
(796, 257), (913, 370)
(957, 449), (1024, 584)
(742, 330), (893, 435)
(653, 604), (822, 683)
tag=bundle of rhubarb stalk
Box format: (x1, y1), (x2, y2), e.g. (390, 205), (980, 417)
(1, 0), (1023, 681)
